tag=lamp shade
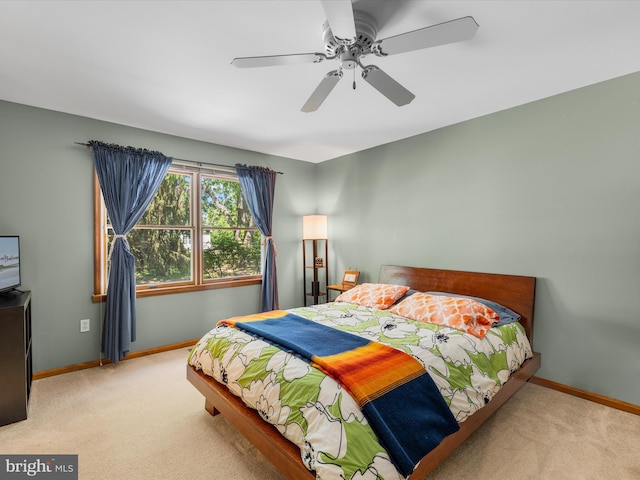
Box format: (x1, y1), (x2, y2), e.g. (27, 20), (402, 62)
(302, 215), (328, 240)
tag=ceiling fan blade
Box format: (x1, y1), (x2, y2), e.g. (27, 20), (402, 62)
(232, 52), (326, 68)
(320, 0), (357, 45)
(361, 65), (415, 106)
(373, 16), (479, 56)
(301, 70), (343, 113)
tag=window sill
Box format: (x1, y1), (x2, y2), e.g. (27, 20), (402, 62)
(91, 277), (262, 303)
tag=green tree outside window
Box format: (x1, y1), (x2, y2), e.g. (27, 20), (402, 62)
(104, 169), (261, 289)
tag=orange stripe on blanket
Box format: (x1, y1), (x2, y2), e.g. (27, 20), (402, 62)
(312, 342), (425, 406)
(217, 310), (288, 328)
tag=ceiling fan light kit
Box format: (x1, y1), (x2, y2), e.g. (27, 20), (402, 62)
(231, 0), (478, 112)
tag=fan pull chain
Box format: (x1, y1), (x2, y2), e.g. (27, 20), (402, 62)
(353, 67), (356, 90)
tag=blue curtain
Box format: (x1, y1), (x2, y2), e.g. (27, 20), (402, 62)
(235, 164), (279, 311)
(91, 141), (172, 363)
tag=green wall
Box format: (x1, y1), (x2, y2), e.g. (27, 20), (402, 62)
(2, 70), (639, 407)
(316, 71), (640, 406)
(0, 100), (315, 371)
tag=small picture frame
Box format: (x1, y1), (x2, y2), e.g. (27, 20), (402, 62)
(315, 257), (324, 268)
(341, 270), (360, 288)
(343, 272), (357, 283)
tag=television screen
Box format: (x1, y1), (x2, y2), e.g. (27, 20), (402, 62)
(0, 236), (21, 293)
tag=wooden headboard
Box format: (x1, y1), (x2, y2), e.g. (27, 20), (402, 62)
(379, 265), (536, 343)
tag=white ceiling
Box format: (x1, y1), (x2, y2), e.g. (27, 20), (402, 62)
(1, 1), (639, 163)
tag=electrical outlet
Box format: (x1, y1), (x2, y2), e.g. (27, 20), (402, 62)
(80, 319), (90, 333)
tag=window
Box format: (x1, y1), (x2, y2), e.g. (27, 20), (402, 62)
(93, 164), (262, 301)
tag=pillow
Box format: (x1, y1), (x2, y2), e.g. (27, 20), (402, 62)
(390, 288), (419, 306)
(427, 291), (521, 327)
(389, 293), (499, 338)
(335, 283), (410, 310)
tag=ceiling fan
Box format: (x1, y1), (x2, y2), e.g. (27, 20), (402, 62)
(231, 0), (479, 112)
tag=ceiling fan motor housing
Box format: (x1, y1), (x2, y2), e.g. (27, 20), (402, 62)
(322, 10), (377, 65)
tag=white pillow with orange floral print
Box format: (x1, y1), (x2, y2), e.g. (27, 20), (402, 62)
(335, 283), (410, 310)
(389, 293), (499, 338)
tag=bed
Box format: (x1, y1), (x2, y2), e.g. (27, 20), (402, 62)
(187, 265), (541, 479)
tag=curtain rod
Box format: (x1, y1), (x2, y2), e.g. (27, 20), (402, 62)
(74, 142), (283, 174)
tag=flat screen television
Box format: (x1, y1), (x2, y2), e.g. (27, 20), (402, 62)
(0, 236), (21, 294)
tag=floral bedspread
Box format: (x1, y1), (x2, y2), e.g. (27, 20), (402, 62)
(188, 302), (533, 480)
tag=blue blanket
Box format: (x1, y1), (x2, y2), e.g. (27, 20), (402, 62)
(220, 310), (459, 476)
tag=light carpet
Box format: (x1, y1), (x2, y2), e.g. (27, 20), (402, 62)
(0, 349), (638, 480)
